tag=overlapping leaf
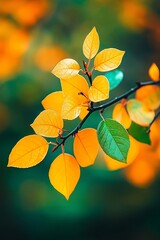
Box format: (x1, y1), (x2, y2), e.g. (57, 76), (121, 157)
(31, 109), (63, 138)
(112, 103), (131, 129)
(74, 128), (99, 167)
(61, 79), (90, 121)
(127, 99), (155, 126)
(51, 58), (80, 79)
(88, 75), (110, 102)
(97, 119), (130, 163)
(104, 69), (124, 90)
(61, 94), (83, 120)
(79, 106), (89, 120)
(42, 91), (65, 115)
(128, 121), (151, 144)
(104, 135), (139, 170)
(49, 153), (80, 200)
(94, 48), (125, 72)
(148, 63), (159, 82)
(8, 135), (49, 168)
(60, 74), (89, 99)
(136, 85), (160, 110)
(83, 27), (99, 59)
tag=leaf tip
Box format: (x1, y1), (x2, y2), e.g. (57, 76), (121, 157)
(121, 50), (125, 57)
(65, 194), (70, 200)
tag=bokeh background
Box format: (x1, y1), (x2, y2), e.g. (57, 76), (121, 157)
(0, 0), (160, 239)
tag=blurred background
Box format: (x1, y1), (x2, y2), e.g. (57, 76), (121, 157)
(0, 0), (160, 239)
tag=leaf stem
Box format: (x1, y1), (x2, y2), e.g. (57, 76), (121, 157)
(82, 60), (92, 85)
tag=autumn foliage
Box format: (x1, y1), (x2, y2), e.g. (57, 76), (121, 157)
(8, 27), (160, 199)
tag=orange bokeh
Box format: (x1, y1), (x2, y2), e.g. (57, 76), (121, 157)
(125, 118), (160, 187)
(0, 19), (30, 79)
(35, 46), (68, 72)
(119, 0), (148, 30)
(0, 0), (50, 26)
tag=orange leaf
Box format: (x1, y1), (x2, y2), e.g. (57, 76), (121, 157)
(73, 128), (99, 167)
(150, 117), (160, 147)
(94, 48), (125, 72)
(8, 135), (49, 168)
(148, 63), (159, 82)
(127, 99), (155, 126)
(104, 135), (139, 170)
(41, 91), (65, 115)
(88, 75), (109, 102)
(83, 27), (99, 59)
(61, 93), (88, 120)
(51, 58), (80, 79)
(60, 74), (89, 99)
(112, 103), (131, 129)
(79, 106), (89, 120)
(136, 85), (160, 110)
(31, 110), (63, 138)
(49, 153), (80, 200)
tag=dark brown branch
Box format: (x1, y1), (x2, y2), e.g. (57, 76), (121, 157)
(146, 110), (160, 133)
(52, 111), (92, 152)
(91, 80), (160, 112)
(83, 60), (92, 85)
(52, 80), (160, 152)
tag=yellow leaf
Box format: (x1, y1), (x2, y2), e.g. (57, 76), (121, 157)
(88, 75), (109, 102)
(127, 99), (155, 126)
(51, 58), (80, 79)
(83, 27), (99, 59)
(49, 153), (80, 200)
(60, 74), (89, 98)
(62, 93), (88, 120)
(136, 85), (160, 110)
(79, 106), (89, 120)
(8, 135), (49, 168)
(41, 91), (65, 115)
(94, 48), (125, 72)
(73, 128), (99, 167)
(31, 110), (63, 138)
(112, 103), (131, 129)
(148, 63), (159, 82)
(104, 135), (139, 170)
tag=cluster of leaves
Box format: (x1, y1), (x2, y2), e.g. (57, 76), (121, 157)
(8, 27), (160, 199)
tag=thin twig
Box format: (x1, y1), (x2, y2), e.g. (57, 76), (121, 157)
(52, 80), (160, 152)
(91, 80), (160, 112)
(146, 110), (160, 133)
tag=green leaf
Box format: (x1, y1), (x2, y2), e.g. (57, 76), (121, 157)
(104, 69), (123, 90)
(128, 121), (151, 145)
(97, 118), (130, 163)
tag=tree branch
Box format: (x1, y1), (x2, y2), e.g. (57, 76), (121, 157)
(52, 79), (160, 152)
(147, 110), (160, 133)
(91, 80), (160, 112)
